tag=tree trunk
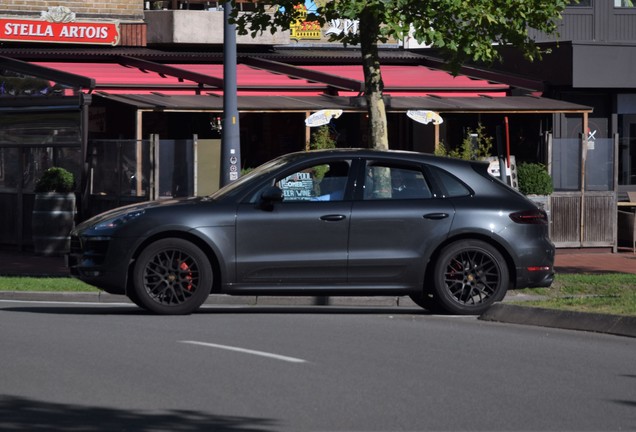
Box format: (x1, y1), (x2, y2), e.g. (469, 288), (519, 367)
(359, 8), (388, 150)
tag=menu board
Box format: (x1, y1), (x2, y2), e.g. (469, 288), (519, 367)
(279, 172), (315, 201)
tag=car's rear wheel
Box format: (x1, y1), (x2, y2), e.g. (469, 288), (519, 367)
(131, 238), (212, 315)
(430, 240), (509, 315)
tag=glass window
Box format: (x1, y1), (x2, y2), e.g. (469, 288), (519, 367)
(0, 146), (81, 193)
(585, 138), (614, 191)
(363, 163), (432, 200)
(618, 114), (636, 186)
(569, 0), (591, 6)
(552, 138), (582, 191)
(276, 160), (351, 202)
(89, 140), (151, 198)
(0, 111), (81, 146)
(615, 0), (635, 7)
(429, 166), (471, 197)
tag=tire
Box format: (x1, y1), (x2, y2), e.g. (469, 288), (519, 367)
(430, 240), (509, 315)
(131, 238), (213, 315)
(408, 291), (444, 313)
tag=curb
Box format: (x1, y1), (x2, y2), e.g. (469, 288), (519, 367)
(0, 292), (418, 308)
(480, 303), (636, 338)
(2, 291), (635, 338)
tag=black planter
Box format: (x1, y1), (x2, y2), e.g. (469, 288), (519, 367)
(32, 192), (76, 256)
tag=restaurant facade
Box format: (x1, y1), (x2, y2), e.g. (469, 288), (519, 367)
(0, 0), (606, 251)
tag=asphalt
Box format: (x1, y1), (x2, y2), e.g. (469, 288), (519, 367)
(1, 247), (635, 338)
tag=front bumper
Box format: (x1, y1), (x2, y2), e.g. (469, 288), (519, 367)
(67, 234), (134, 295)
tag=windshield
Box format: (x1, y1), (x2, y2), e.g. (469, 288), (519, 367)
(208, 154), (294, 200)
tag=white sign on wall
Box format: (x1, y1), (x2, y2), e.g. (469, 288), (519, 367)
(407, 110), (443, 125)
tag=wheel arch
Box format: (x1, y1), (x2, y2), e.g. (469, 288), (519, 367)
(424, 233), (516, 289)
(125, 230), (223, 297)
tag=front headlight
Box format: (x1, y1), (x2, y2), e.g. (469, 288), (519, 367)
(94, 210), (145, 231)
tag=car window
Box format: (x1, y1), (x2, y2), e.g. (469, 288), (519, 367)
(430, 166), (471, 197)
(363, 163), (432, 200)
(276, 160), (351, 202)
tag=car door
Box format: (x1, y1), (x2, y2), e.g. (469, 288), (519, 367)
(235, 159), (353, 288)
(348, 160), (455, 289)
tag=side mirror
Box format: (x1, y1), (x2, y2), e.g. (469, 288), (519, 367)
(258, 186), (284, 210)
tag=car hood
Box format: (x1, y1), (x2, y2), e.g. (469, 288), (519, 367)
(76, 197), (212, 230)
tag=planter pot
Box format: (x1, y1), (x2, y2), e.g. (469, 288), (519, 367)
(32, 192), (76, 256)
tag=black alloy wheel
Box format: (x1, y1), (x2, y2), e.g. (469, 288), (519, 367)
(131, 238), (213, 315)
(430, 240), (509, 315)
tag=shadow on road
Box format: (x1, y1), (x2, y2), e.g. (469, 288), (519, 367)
(0, 395), (276, 431)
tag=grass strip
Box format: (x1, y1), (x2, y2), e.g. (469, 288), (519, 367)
(511, 273), (636, 316)
(0, 277), (99, 292)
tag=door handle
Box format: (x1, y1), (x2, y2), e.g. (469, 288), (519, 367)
(320, 214), (346, 222)
(423, 213), (449, 220)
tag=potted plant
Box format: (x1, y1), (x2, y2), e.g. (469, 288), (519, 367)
(32, 167), (76, 256)
(517, 162), (554, 215)
(434, 123), (493, 160)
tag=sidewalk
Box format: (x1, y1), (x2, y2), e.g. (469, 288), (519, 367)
(0, 247), (634, 277)
(554, 248), (636, 274)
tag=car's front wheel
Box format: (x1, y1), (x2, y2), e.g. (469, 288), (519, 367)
(131, 238), (213, 315)
(429, 240), (509, 315)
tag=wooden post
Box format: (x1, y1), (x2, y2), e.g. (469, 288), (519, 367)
(305, 112), (311, 151)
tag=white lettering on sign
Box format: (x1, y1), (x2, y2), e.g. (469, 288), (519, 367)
(59, 25), (109, 39)
(325, 19), (359, 37)
(5, 23), (54, 37)
(305, 109), (343, 127)
(0, 16), (119, 45)
(280, 172), (314, 201)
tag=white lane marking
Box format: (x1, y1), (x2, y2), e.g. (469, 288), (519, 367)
(180, 340), (307, 364)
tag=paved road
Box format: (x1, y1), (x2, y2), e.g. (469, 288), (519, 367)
(2, 301), (635, 431)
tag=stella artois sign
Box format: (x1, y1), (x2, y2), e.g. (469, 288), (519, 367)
(0, 6), (119, 45)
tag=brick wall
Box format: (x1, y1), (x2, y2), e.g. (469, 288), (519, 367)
(0, 0), (143, 20)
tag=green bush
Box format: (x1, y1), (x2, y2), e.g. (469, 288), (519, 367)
(34, 167), (75, 193)
(517, 162), (554, 195)
(435, 123), (493, 160)
(309, 125), (336, 151)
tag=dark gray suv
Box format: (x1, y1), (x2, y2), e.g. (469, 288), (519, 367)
(68, 149), (554, 315)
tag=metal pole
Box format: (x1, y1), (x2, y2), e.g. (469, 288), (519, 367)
(220, 0), (241, 187)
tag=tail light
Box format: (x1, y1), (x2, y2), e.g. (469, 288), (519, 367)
(509, 209), (548, 225)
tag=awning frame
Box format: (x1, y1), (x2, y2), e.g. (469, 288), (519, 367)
(0, 55), (95, 92)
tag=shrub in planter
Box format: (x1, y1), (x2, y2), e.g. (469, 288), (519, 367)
(517, 162), (554, 196)
(32, 167), (76, 256)
(517, 162), (553, 217)
(34, 167), (75, 193)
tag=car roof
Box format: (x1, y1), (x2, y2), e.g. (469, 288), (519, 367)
(283, 148), (487, 170)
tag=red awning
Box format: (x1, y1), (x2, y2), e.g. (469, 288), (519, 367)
(299, 65), (509, 97)
(34, 61), (509, 98)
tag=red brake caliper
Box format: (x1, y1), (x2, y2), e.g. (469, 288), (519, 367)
(179, 261), (193, 291)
